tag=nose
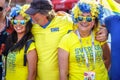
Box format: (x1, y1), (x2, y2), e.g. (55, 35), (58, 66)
(82, 19), (87, 23)
(15, 23), (21, 26)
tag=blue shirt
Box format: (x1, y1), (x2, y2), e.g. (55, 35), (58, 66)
(105, 15), (120, 80)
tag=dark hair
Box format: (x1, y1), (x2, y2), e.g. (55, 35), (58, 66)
(88, 17), (99, 31)
(4, 19), (33, 54)
(93, 17), (99, 30)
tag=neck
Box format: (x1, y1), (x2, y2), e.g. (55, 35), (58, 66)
(78, 30), (91, 38)
(39, 18), (49, 27)
(17, 33), (24, 42)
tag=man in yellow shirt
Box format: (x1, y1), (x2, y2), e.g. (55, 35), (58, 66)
(26, 1), (73, 80)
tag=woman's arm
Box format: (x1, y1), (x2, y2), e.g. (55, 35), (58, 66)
(27, 49), (37, 80)
(102, 43), (111, 71)
(58, 48), (69, 80)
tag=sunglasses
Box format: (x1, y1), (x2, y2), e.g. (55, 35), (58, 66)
(77, 16), (95, 22)
(11, 20), (27, 25)
(0, 7), (3, 12)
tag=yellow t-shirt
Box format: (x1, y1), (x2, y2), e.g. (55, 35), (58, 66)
(5, 42), (35, 80)
(59, 31), (109, 80)
(32, 15), (73, 80)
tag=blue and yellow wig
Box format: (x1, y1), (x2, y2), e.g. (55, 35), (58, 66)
(71, 0), (104, 24)
(9, 4), (30, 21)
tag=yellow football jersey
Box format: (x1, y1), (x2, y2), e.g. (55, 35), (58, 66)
(32, 15), (73, 80)
(59, 31), (109, 80)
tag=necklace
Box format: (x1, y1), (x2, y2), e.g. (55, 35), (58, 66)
(76, 30), (96, 71)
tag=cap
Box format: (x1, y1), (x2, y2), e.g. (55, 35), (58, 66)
(25, 0), (53, 15)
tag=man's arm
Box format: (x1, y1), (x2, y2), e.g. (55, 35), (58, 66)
(95, 26), (108, 42)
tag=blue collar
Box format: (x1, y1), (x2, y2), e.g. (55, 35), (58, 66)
(42, 21), (51, 28)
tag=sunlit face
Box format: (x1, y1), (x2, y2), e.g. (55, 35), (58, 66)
(12, 15), (26, 34)
(30, 13), (45, 25)
(77, 13), (95, 32)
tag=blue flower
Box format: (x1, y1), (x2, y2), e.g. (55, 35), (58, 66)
(97, 5), (104, 24)
(97, 5), (104, 19)
(78, 2), (91, 13)
(9, 5), (21, 18)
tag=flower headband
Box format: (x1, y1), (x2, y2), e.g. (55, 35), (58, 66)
(71, 1), (104, 24)
(9, 4), (31, 21)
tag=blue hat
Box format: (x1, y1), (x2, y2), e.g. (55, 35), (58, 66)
(25, 0), (53, 15)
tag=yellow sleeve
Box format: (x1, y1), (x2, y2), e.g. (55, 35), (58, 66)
(58, 35), (70, 52)
(100, 41), (107, 46)
(27, 42), (36, 54)
(65, 16), (74, 33)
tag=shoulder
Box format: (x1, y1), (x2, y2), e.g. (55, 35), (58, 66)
(60, 31), (75, 42)
(54, 15), (73, 24)
(105, 15), (120, 23)
(59, 32), (74, 50)
(51, 16), (73, 30)
(27, 39), (35, 46)
(63, 31), (74, 37)
(26, 39), (35, 54)
(105, 15), (119, 27)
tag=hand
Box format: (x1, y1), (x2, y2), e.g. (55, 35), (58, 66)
(95, 26), (108, 42)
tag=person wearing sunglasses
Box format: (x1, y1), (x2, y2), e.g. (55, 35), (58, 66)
(4, 5), (37, 80)
(58, 1), (110, 80)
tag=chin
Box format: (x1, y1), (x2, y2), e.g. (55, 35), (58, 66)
(17, 31), (25, 34)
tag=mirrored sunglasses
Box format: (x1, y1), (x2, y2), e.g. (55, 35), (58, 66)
(78, 16), (95, 22)
(0, 7), (3, 12)
(11, 20), (26, 25)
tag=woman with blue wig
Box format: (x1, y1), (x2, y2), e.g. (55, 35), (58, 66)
(58, 1), (110, 80)
(4, 4), (37, 80)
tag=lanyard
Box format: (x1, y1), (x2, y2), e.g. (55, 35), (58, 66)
(76, 30), (96, 70)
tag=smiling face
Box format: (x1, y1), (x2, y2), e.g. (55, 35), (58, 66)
(77, 13), (95, 33)
(13, 15), (26, 35)
(30, 12), (48, 26)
